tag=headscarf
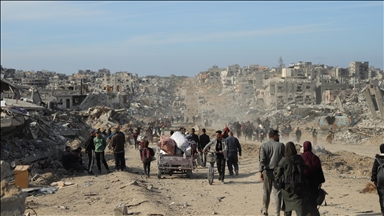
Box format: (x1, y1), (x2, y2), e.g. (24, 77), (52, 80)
(301, 141), (321, 177)
(380, 144), (384, 153)
(284, 142), (297, 158)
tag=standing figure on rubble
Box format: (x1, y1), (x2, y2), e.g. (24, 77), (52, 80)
(235, 121), (242, 139)
(312, 129), (318, 145)
(226, 131), (242, 176)
(189, 128), (200, 153)
(199, 128), (210, 167)
(147, 126), (154, 144)
(109, 127), (126, 172)
(325, 128), (334, 143)
(132, 129), (139, 150)
(93, 130), (110, 174)
(295, 127), (302, 144)
(264, 118), (270, 131)
(85, 130), (96, 175)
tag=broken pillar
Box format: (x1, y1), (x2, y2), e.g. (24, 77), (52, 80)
(114, 202), (128, 216)
(375, 87), (384, 120)
(364, 88), (377, 119)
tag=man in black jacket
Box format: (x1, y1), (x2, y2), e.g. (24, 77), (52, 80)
(371, 143), (384, 214)
(85, 130), (96, 175)
(109, 130), (126, 171)
(226, 131), (242, 176)
(190, 128), (200, 152)
(295, 127), (302, 143)
(199, 128), (210, 167)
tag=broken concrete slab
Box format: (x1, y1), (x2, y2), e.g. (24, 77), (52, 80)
(114, 202), (128, 216)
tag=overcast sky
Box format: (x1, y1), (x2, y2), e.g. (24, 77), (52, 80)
(1, 1), (383, 76)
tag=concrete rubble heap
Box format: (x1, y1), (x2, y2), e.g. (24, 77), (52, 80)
(0, 74), (185, 187)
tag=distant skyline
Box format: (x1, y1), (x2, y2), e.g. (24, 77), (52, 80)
(1, 1), (383, 76)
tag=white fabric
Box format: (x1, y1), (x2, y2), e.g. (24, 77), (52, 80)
(159, 149), (168, 155)
(170, 131), (189, 149)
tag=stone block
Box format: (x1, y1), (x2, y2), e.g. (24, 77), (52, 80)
(114, 202), (128, 216)
(0, 160), (13, 182)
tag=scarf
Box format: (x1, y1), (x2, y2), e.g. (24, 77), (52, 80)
(301, 141), (321, 177)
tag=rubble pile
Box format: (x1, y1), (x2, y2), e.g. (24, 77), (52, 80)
(1, 161), (27, 216)
(1, 106), (93, 185)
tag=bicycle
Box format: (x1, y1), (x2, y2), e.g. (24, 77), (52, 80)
(206, 152), (216, 185)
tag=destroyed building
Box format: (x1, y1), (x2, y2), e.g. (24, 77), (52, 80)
(262, 78), (316, 109)
(349, 61), (369, 80)
(102, 71), (138, 93)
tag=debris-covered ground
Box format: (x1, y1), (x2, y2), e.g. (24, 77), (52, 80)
(1, 75), (383, 215)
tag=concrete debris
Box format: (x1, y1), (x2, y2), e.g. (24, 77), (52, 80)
(0, 161), (13, 182)
(1, 180), (27, 216)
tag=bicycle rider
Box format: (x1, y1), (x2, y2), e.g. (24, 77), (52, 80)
(202, 130), (227, 184)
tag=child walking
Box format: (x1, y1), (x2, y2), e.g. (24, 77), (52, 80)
(141, 140), (155, 178)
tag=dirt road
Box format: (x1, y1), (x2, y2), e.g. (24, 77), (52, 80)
(24, 136), (381, 215)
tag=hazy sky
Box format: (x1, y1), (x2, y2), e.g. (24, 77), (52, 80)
(1, 1), (383, 76)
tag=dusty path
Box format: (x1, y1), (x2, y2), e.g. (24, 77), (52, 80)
(25, 135), (381, 216)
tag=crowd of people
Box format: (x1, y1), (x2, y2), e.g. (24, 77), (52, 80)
(226, 120), (324, 146)
(60, 122), (383, 216)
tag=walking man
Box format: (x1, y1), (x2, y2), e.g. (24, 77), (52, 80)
(199, 128), (210, 167)
(203, 130), (227, 183)
(259, 129), (285, 215)
(85, 130), (96, 175)
(94, 130), (110, 174)
(295, 127), (302, 143)
(109, 128), (126, 171)
(226, 131), (242, 176)
(190, 128), (200, 152)
(312, 129), (318, 145)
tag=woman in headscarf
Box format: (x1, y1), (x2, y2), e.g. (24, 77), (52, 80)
(275, 142), (307, 216)
(371, 143), (384, 215)
(302, 141), (325, 216)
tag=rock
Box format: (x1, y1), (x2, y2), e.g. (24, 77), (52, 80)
(0, 189), (27, 216)
(114, 202), (128, 216)
(0, 161), (12, 182)
(312, 145), (327, 155)
(129, 180), (138, 186)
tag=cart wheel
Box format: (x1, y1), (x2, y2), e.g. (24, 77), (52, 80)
(186, 170), (192, 179)
(157, 169), (162, 179)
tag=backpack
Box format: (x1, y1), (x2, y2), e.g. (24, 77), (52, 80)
(284, 157), (308, 196)
(142, 148), (152, 163)
(376, 158), (384, 188)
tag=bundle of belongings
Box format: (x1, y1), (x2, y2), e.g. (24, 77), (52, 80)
(158, 131), (196, 157)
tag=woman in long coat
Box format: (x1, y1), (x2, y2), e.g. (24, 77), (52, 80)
(302, 141), (325, 216)
(275, 142), (307, 216)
